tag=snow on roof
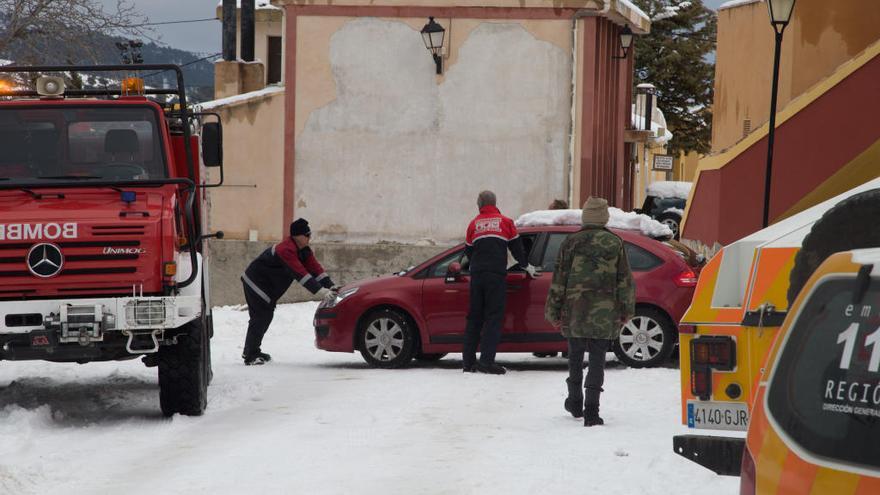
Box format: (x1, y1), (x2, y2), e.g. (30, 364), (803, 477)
(719, 0), (762, 11)
(195, 85), (284, 110)
(515, 208), (673, 238)
(631, 112), (673, 145)
(646, 181), (692, 200)
(0, 59), (12, 66)
(616, 0), (652, 24)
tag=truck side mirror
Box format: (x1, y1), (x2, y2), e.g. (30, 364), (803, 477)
(202, 122), (223, 167)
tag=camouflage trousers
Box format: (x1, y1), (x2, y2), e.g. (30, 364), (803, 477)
(566, 338), (612, 407)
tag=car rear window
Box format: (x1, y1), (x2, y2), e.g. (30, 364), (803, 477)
(766, 276), (880, 471)
(625, 243), (662, 272)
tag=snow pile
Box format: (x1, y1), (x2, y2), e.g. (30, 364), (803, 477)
(663, 207), (685, 216)
(647, 181), (692, 200)
(515, 208), (674, 238)
(0, 303), (737, 494)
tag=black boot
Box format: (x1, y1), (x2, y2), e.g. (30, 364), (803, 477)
(584, 404), (604, 427)
(564, 398), (584, 418)
(475, 362), (507, 375)
(243, 351), (272, 366)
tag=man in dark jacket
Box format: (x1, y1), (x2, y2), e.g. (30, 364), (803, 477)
(545, 197), (635, 426)
(462, 190), (538, 375)
(240, 218), (336, 365)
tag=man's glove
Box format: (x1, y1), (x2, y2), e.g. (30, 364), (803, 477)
(316, 287), (337, 303)
(525, 264), (540, 279)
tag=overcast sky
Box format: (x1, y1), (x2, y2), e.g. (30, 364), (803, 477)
(109, 0), (731, 55)
(105, 0), (221, 54)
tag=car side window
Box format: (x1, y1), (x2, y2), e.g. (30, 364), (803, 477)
(541, 233), (568, 271)
(625, 242), (662, 272)
(430, 250), (467, 278)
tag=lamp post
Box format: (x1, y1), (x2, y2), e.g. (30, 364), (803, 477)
(762, 0), (796, 228)
(421, 17), (446, 75)
(613, 25), (634, 60)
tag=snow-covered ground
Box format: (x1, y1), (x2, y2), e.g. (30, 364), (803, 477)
(0, 303), (737, 495)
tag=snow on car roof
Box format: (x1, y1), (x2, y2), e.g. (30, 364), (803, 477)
(646, 181), (692, 200)
(515, 208), (673, 239)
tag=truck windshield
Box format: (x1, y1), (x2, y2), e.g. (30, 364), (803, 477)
(0, 106), (166, 181)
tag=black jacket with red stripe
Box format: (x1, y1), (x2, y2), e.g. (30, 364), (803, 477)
(464, 205), (528, 275)
(242, 238), (334, 303)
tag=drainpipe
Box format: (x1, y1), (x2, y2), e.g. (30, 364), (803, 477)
(568, 2), (609, 206)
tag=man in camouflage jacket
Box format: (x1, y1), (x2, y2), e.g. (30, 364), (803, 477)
(545, 197), (635, 426)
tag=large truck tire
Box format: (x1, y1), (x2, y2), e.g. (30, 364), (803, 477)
(158, 317), (208, 416)
(787, 189), (880, 306)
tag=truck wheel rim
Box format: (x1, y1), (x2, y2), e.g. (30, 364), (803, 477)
(618, 316), (664, 361)
(364, 318), (404, 361)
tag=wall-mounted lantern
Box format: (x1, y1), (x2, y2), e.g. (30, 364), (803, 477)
(613, 25), (634, 60)
(421, 17), (446, 75)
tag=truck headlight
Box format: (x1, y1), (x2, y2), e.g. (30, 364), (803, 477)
(322, 287), (359, 309)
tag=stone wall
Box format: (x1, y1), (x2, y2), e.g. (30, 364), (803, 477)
(207, 239), (449, 306)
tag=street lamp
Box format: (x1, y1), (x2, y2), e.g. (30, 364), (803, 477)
(421, 17), (446, 75)
(762, 0), (797, 228)
(613, 25), (634, 60)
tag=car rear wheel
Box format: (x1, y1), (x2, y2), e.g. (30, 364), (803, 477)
(358, 309), (417, 368)
(613, 307), (676, 368)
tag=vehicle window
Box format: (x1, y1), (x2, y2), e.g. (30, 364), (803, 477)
(626, 242), (662, 272)
(766, 277), (880, 470)
(0, 106), (166, 181)
(541, 233), (569, 271)
(430, 250), (467, 278)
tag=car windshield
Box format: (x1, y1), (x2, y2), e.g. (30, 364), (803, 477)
(766, 276), (880, 471)
(0, 106), (167, 181)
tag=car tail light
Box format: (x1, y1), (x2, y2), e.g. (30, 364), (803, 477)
(674, 268), (699, 287)
(691, 366), (712, 399)
(691, 336), (736, 371)
(739, 445), (756, 495)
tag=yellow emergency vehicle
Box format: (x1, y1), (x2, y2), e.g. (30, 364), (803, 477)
(741, 248), (880, 494)
(673, 178), (880, 476)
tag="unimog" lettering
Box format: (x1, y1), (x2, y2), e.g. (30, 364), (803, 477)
(0, 223), (77, 241)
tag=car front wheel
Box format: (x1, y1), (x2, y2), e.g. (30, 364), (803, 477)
(613, 308), (676, 368)
(358, 309), (417, 368)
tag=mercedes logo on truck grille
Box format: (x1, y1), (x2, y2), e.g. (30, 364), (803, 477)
(27, 243), (64, 278)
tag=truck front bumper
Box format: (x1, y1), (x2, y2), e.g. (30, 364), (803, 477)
(0, 295), (201, 356)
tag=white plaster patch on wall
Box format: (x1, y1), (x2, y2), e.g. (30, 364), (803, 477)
(296, 18), (571, 244)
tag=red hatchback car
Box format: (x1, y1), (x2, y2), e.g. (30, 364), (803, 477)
(313, 226), (700, 368)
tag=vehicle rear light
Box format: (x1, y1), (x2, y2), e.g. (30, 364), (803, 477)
(691, 336), (736, 371)
(163, 262), (177, 277)
(691, 366), (712, 399)
(739, 445), (756, 495)
(674, 268), (699, 287)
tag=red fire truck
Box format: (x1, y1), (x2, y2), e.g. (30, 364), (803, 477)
(0, 65), (224, 416)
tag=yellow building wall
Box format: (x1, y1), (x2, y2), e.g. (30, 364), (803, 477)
(711, 0), (880, 153)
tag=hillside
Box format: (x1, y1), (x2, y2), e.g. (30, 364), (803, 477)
(0, 32), (216, 102)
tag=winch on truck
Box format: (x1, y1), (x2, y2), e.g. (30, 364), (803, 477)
(0, 65), (225, 416)
(673, 177), (880, 476)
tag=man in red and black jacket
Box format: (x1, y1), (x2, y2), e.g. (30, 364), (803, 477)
(462, 191), (538, 374)
(240, 218), (336, 365)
